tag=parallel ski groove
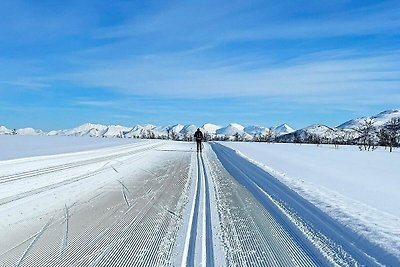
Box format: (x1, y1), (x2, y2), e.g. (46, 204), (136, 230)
(208, 144), (318, 266)
(0, 142), (162, 184)
(200, 153), (215, 267)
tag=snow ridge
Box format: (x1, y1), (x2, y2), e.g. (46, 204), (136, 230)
(2, 108), (399, 141)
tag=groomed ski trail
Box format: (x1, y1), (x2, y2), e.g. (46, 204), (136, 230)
(2, 140), (397, 266)
(180, 149), (217, 267)
(0, 142), (194, 266)
(211, 142), (400, 266)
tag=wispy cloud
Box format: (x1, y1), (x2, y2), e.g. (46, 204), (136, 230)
(62, 49), (400, 101)
(92, 1), (400, 43)
(73, 99), (118, 107)
(2, 79), (52, 90)
(1, 0), (399, 129)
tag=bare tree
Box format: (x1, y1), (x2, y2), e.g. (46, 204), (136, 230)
(182, 129), (188, 141)
(383, 118), (400, 152)
(355, 119), (377, 151)
(234, 132), (240, 142)
(149, 130), (155, 139)
(293, 132), (302, 144)
(378, 128), (389, 149)
(204, 132), (211, 141)
(270, 128), (276, 143)
(241, 132), (247, 141)
(171, 131), (177, 141)
(263, 128), (274, 143)
(166, 127), (171, 140)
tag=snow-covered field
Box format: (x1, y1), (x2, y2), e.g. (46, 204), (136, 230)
(220, 142), (400, 259)
(0, 135), (137, 160)
(1, 136), (399, 266)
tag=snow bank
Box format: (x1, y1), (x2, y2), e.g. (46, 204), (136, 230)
(0, 135), (139, 160)
(219, 142), (400, 259)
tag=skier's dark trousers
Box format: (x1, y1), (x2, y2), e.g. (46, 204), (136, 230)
(194, 128), (204, 153)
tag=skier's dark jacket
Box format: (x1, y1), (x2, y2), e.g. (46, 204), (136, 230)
(194, 129), (203, 142)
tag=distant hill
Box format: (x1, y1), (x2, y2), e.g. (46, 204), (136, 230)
(3, 108), (398, 143)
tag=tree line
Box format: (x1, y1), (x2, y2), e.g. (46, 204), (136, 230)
(122, 118), (400, 152)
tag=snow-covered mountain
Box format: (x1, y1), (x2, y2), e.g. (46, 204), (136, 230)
(170, 124), (185, 134)
(0, 126), (13, 135)
(151, 125), (170, 137)
(277, 109), (400, 143)
(3, 108), (398, 142)
(1, 126), (44, 136)
(278, 124), (357, 143)
(180, 124), (197, 135)
(243, 125), (269, 136)
(103, 125), (131, 138)
(16, 127), (44, 136)
(202, 123), (222, 134)
(338, 109), (400, 129)
(124, 124), (157, 138)
(216, 123), (245, 136)
(274, 123), (295, 136)
(0, 121), (295, 140)
(59, 123), (109, 137)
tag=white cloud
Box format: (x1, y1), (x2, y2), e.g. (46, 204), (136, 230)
(62, 50), (400, 100)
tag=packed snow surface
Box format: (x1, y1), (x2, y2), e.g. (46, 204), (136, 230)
(220, 142), (400, 259)
(1, 138), (398, 266)
(0, 135), (138, 160)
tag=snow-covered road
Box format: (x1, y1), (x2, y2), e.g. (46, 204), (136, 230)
(0, 139), (398, 266)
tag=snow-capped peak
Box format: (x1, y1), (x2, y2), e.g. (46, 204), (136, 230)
(179, 124), (198, 135)
(16, 127), (44, 136)
(244, 125), (269, 135)
(202, 123), (222, 134)
(216, 123), (245, 136)
(338, 109), (400, 129)
(170, 124), (185, 134)
(274, 124), (295, 135)
(0, 126), (13, 135)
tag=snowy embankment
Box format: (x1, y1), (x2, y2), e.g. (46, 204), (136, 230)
(219, 142), (400, 259)
(0, 135), (138, 160)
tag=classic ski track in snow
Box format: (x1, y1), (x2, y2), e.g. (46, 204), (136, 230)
(0, 141), (194, 266)
(180, 152), (215, 267)
(0, 143), (164, 206)
(1, 140), (397, 266)
(211, 143), (399, 266)
(206, 145), (318, 266)
(0, 142), (158, 185)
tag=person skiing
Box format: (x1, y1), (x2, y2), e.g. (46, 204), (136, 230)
(194, 128), (204, 153)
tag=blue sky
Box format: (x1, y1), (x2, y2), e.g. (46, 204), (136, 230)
(1, 0), (399, 131)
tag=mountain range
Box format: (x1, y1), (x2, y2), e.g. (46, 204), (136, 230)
(0, 121), (294, 140)
(277, 109), (400, 143)
(1, 109), (399, 142)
